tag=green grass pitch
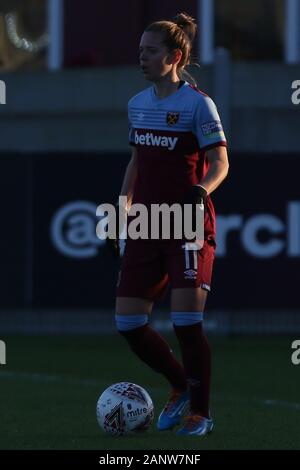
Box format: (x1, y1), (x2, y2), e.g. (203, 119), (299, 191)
(0, 334), (300, 450)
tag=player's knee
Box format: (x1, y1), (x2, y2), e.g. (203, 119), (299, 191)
(115, 314), (148, 333)
(171, 312), (203, 327)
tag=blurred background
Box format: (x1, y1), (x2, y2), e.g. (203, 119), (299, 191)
(0, 0), (299, 334)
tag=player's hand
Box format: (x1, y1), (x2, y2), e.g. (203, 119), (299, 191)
(106, 232), (121, 258)
(105, 202), (127, 258)
(183, 185), (207, 233)
(184, 184), (207, 207)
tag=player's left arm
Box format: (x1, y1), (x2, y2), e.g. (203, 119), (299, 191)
(192, 94), (229, 199)
(199, 145), (229, 195)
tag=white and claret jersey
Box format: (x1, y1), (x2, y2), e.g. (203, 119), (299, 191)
(128, 81), (227, 243)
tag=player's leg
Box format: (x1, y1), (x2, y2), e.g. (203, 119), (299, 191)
(116, 296), (187, 395)
(170, 287), (213, 436)
(165, 241), (215, 435)
(171, 287), (214, 435)
(171, 287), (210, 412)
(116, 296), (153, 315)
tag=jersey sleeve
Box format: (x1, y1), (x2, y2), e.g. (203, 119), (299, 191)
(128, 102), (136, 146)
(193, 95), (227, 150)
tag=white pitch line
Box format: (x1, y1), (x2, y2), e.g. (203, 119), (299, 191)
(263, 399), (300, 411)
(0, 370), (105, 387)
(2, 372), (299, 412)
(0, 370), (163, 394)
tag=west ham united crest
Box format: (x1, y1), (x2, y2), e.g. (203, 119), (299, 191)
(166, 112), (180, 126)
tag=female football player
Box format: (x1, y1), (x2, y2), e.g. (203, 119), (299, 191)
(112, 12), (229, 436)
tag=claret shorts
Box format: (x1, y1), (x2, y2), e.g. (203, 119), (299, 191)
(116, 238), (215, 301)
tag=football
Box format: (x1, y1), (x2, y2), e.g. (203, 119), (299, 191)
(96, 382), (154, 435)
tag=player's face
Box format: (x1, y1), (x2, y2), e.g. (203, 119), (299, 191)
(139, 31), (175, 82)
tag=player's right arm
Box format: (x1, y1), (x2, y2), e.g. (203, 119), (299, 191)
(106, 95), (138, 257)
(119, 147), (138, 210)
(106, 148), (137, 258)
